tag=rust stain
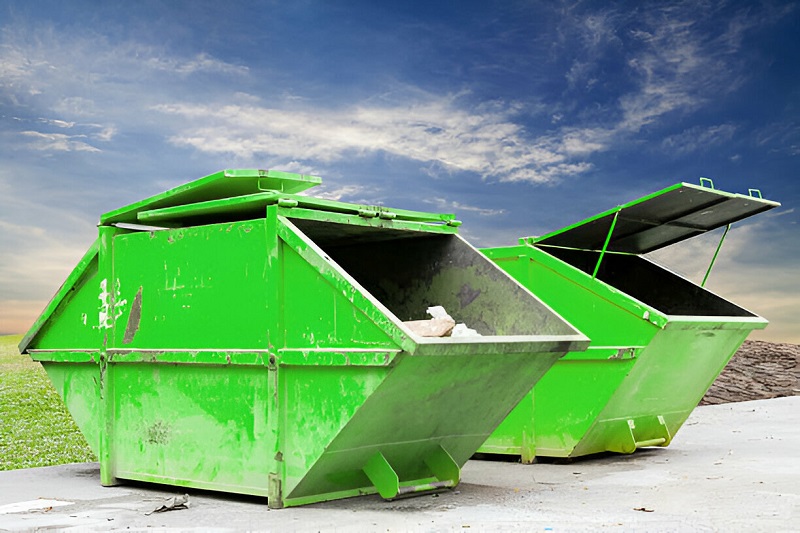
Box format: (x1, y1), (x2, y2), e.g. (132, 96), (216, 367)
(147, 420), (171, 445)
(122, 286), (143, 344)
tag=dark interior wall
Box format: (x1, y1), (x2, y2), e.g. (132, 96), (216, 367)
(544, 248), (755, 317)
(291, 219), (577, 336)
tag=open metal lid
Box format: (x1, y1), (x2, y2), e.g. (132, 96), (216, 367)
(529, 181), (780, 254)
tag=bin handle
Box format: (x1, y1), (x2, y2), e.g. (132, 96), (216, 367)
(699, 177), (715, 189)
(748, 188), (763, 199)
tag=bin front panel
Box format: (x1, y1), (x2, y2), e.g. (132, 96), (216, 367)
(268, 217), (586, 505)
(485, 356), (635, 459)
(109, 220), (272, 350)
(110, 363), (273, 495)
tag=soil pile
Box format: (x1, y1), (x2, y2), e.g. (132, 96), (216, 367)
(701, 340), (800, 405)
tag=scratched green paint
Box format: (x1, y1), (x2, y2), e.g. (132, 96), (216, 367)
(19, 169), (588, 507)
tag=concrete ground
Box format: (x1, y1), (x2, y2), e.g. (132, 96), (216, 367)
(1, 397), (798, 532)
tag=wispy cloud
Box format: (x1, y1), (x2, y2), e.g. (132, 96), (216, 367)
(313, 184), (375, 202)
(2, 4), (788, 187)
(547, 2), (790, 159)
(144, 52), (249, 76)
(153, 96), (589, 184)
(20, 131), (101, 152)
(15, 118), (116, 152)
(661, 124), (738, 155)
(426, 197), (506, 217)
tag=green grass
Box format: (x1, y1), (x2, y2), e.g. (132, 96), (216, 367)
(0, 334), (96, 470)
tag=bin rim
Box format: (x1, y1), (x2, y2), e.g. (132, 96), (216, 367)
(524, 181), (780, 254)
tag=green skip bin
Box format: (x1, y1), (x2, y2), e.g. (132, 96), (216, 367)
(479, 179), (779, 462)
(19, 169), (588, 508)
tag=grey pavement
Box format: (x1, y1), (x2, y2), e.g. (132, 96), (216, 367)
(1, 397), (798, 532)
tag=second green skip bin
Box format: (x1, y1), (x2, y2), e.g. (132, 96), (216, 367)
(479, 180), (779, 462)
(19, 169), (589, 508)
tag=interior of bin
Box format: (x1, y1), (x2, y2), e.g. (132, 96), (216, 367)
(543, 247), (756, 317)
(291, 219), (575, 336)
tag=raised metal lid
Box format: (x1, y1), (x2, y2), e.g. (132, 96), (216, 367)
(528, 181), (780, 254)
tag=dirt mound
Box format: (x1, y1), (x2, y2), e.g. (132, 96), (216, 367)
(701, 340), (800, 405)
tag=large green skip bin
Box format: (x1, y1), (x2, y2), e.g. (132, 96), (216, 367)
(479, 180), (779, 462)
(19, 169), (588, 507)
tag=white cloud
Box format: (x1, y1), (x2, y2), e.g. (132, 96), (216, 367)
(313, 185), (370, 202)
(661, 124), (738, 155)
(20, 131), (101, 152)
(1, 7), (784, 188)
(548, 3), (786, 157)
(145, 52), (249, 76)
(40, 118), (75, 128)
(153, 96), (591, 184)
(94, 126), (117, 142)
(426, 197), (506, 217)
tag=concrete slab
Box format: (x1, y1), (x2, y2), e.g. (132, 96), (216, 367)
(1, 397), (798, 531)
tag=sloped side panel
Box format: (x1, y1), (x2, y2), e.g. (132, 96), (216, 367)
(41, 362), (101, 456)
(277, 231), (398, 500)
(24, 246), (103, 351)
(280, 241), (399, 349)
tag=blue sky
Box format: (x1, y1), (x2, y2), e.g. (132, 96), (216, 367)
(1, 0), (798, 342)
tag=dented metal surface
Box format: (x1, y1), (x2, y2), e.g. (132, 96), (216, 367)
(19, 169), (588, 508)
(479, 180), (777, 462)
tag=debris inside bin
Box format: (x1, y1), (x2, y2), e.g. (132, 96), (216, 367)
(452, 323), (482, 338)
(404, 306), (482, 338)
(404, 306), (456, 337)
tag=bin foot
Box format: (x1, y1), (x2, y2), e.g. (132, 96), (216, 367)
(99, 468), (120, 487)
(608, 415), (673, 454)
(363, 445), (459, 500)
